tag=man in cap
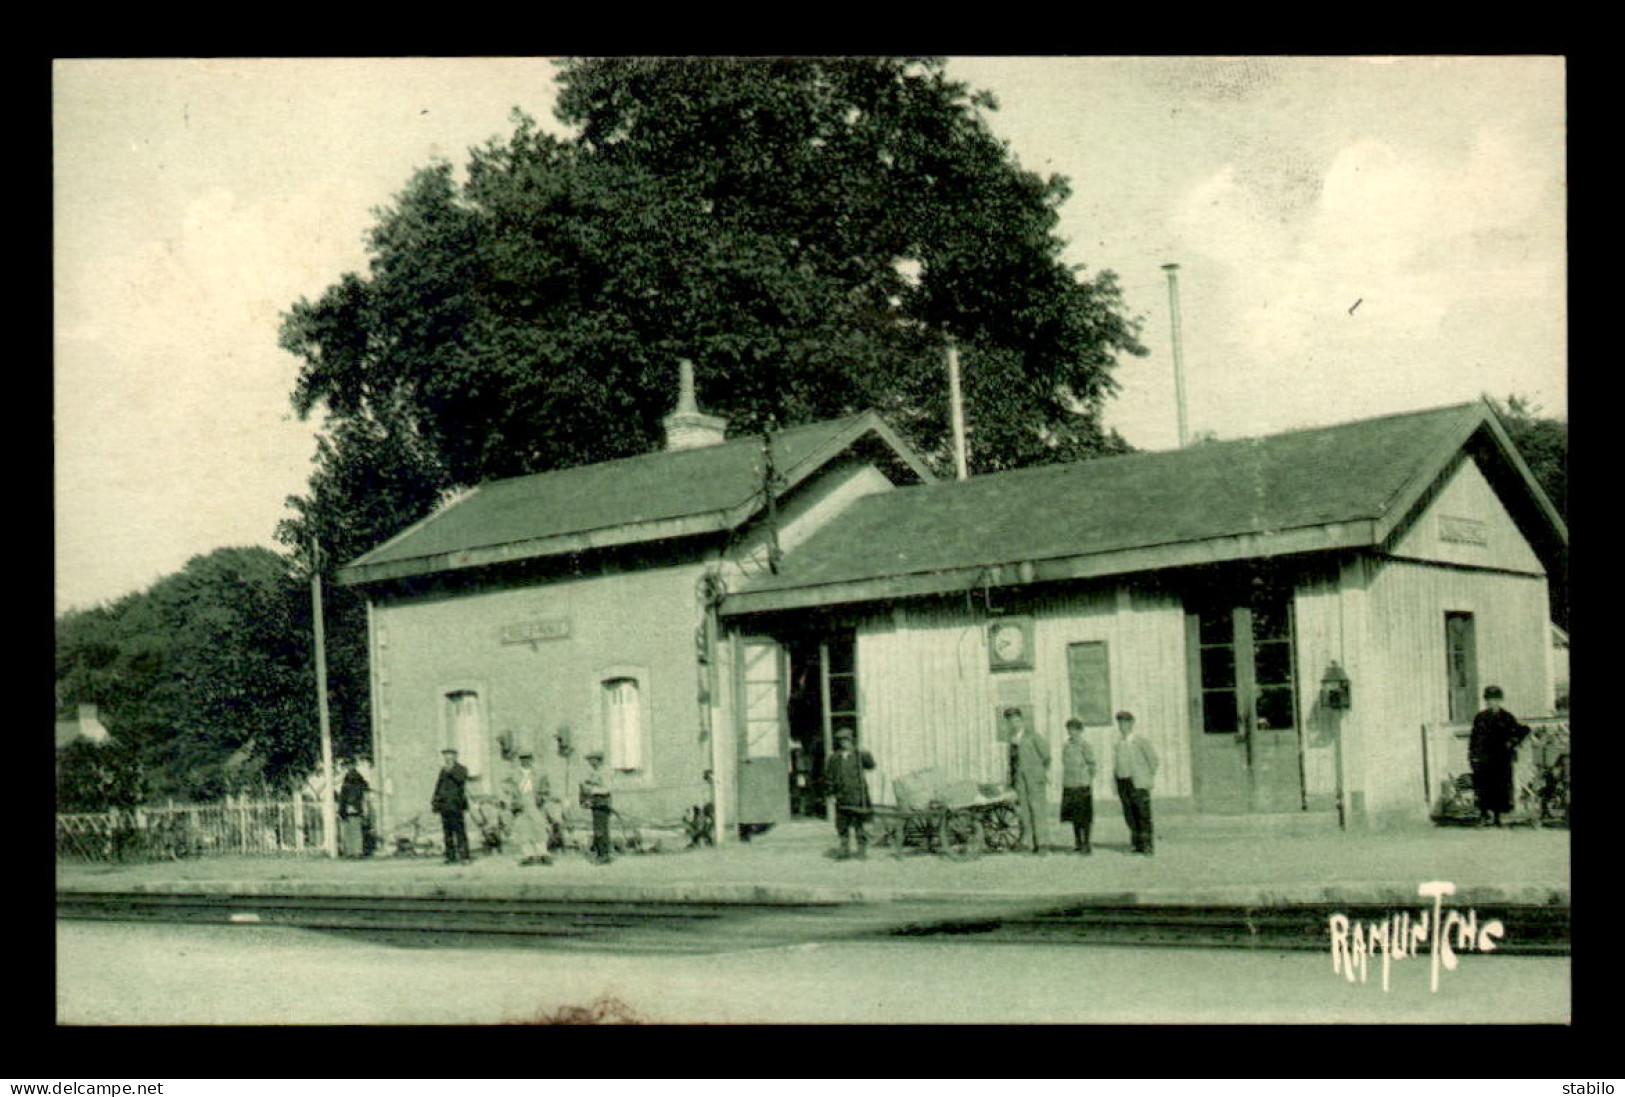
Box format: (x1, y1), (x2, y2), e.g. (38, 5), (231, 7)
(579, 749), (614, 864)
(1469, 685), (1531, 827)
(431, 748), (472, 865)
(503, 750), (553, 866)
(1112, 710), (1158, 855)
(823, 724), (876, 859)
(1005, 707), (1051, 854)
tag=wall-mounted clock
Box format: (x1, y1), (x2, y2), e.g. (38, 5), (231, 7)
(988, 616), (1034, 671)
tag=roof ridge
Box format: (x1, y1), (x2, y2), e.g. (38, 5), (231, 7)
(891, 401), (1489, 493)
(470, 410), (874, 491)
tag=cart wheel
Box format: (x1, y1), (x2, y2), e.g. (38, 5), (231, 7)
(940, 811), (981, 859)
(902, 813), (936, 851)
(982, 803), (1024, 852)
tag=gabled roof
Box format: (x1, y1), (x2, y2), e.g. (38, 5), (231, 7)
(721, 400), (1568, 616)
(337, 411), (933, 586)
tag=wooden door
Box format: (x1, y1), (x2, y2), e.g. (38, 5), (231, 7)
(1445, 612), (1478, 723)
(1187, 585), (1305, 813)
(737, 636), (791, 826)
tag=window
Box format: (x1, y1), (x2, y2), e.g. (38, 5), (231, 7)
(445, 690), (486, 776)
(1066, 641), (1112, 726)
(823, 633), (859, 743)
(602, 674), (648, 774)
(1445, 612), (1478, 723)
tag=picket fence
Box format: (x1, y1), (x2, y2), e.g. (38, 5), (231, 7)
(56, 795), (330, 863)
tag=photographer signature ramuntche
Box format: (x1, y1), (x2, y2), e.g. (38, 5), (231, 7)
(1328, 881), (1506, 993)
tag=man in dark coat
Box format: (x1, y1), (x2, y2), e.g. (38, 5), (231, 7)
(1469, 685), (1531, 827)
(431, 748), (473, 864)
(824, 725), (876, 859)
(337, 760), (369, 859)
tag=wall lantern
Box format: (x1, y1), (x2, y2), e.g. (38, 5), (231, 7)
(1320, 660), (1352, 710)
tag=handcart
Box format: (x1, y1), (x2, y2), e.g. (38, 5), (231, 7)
(864, 769), (1025, 858)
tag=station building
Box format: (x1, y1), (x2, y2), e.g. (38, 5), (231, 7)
(337, 372), (1566, 841)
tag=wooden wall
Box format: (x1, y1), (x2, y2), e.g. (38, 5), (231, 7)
(1358, 559), (1552, 819)
(1286, 556), (1349, 805)
(853, 579), (1191, 813)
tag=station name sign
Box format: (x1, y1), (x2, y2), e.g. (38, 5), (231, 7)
(1438, 515), (1488, 546)
(499, 617), (572, 645)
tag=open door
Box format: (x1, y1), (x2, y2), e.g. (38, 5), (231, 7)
(737, 635), (791, 826)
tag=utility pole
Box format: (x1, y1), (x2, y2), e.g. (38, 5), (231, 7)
(1162, 263), (1190, 448)
(760, 424), (783, 574)
(947, 340), (970, 480)
(309, 538), (338, 858)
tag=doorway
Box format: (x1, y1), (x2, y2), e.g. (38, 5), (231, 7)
(784, 631), (858, 818)
(1185, 570), (1306, 813)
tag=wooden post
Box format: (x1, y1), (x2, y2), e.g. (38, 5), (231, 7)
(947, 341), (969, 480)
(310, 540), (339, 858)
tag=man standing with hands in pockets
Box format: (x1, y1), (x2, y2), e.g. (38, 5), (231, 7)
(1113, 710), (1158, 856)
(1005, 707), (1051, 855)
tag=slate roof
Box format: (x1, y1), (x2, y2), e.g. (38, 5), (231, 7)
(724, 401), (1563, 612)
(338, 411), (930, 585)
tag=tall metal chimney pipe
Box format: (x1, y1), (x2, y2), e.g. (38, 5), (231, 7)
(1162, 263), (1189, 448)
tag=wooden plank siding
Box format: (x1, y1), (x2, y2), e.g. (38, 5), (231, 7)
(853, 579), (1191, 811)
(1357, 559), (1552, 820)
(1286, 556), (1349, 807)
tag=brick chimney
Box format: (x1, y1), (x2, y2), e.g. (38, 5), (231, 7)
(663, 358), (728, 451)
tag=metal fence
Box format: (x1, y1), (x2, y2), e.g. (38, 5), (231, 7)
(56, 796), (330, 863)
(1428, 716), (1569, 826)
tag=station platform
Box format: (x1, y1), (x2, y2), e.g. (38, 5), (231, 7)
(56, 817), (1571, 911)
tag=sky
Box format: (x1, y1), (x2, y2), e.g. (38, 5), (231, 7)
(53, 56), (1567, 615)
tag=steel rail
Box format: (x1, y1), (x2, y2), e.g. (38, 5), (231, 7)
(56, 890), (1569, 956)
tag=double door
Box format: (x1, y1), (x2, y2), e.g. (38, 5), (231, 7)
(1187, 580), (1305, 813)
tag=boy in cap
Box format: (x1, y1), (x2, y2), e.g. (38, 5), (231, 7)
(1469, 685), (1531, 827)
(1112, 711), (1158, 855)
(579, 750), (614, 864)
(503, 750), (553, 866)
(431, 748), (472, 864)
(824, 724), (876, 859)
(1060, 718), (1097, 854)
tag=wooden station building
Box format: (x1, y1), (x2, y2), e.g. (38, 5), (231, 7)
(338, 374), (1566, 842)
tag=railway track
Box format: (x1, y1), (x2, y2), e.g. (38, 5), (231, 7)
(56, 890), (1569, 956)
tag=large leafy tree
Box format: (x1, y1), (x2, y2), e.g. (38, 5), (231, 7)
(279, 56), (1145, 554)
(277, 59), (1146, 754)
